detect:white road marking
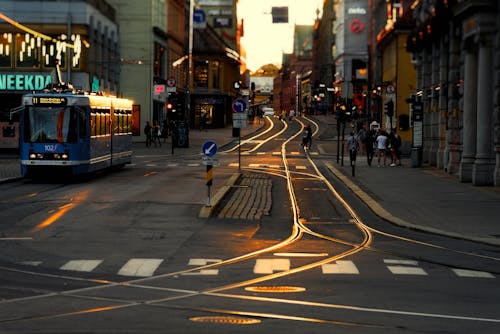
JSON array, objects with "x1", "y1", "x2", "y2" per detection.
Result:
[
  {"x1": 118, "y1": 258, "x2": 163, "y2": 277},
  {"x1": 254, "y1": 259, "x2": 290, "y2": 274},
  {"x1": 295, "y1": 166, "x2": 307, "y2": 170},
  {"x1": 385, "y1": 259, "x2": 427, "y2": 275},
  {"x1": 187, "y1": 163, "x2": 199, "y2": 167},
  {"x1": 322, "y1": 260, "x2": 360, "y2": 274},
  {"x1": 228, "y1": 163, "x2": 239, "y2": 167},
  {"x1": 274, "y1": 252, "x2": 328, "y2": 257},
  {"x1": 20, "y1": 261, "x2": 42, "y2": 266},
  {"x1": 272, "y1": 152, "x2": 281, "y2": 155},
  {"x1": 182, "y1": 258, "x2": 222, "y2": 276},
  {"x1": 452, "y1": 269, "x2": 495, "y2": 278},
  {"x1": 249, "y1": 164, "x2": 260, "y2": 168},
  {"x1": 60, "y1": 260, "x2": 102, "y2": 272},
  {"x1": 384, "y1": 259, "x2": 419, "y2": 265}
]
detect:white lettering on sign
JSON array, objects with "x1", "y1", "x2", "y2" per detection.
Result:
[
  {"x1": 0, "y1": 74, "x2": 51, "y2": 91},
  {"x1": 348, "y1": 7, "x2": 367, "y2": 15}
]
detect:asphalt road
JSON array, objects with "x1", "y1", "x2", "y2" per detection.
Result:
[{"x1": 0, "y1": 117, "x2": 499, "y2": 333}]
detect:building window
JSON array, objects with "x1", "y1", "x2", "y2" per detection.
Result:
[
  {"x1": 15, "y1": 33, "x2": 40, "y2": 68},
  {"x1": 194, "y1": 60, "x2": 208, "y2": 88},
  {"x1": 211, "y1": 60, "x2": 220, "y2": 89}
]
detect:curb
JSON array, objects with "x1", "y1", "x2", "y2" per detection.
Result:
[
  {"x1": 324, "y1": 162, "x2": 500, "y2": 247},
  {"x1": 198, "y1": 172, "x2": 241, "y2": 219}
]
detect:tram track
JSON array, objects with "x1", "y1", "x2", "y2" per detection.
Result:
[{"x1": 0, "y1": 115, "x2": 499, "y2": 330}]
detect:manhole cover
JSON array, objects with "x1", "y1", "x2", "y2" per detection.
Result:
[
  {"x1": 244, "y1": 286, "x2": 306, "y2": 293},
  {"x1": 189, "y1": 316, "x2": 261, "y2": 325}
]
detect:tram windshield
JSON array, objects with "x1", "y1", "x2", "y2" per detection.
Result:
[{"x1": 25, "y1": 106, "x2": 77, "y2": 143}]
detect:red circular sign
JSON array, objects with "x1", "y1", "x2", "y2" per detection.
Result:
[{"x1": 349, "y1": 19, "x2": 365, "y2": 34}]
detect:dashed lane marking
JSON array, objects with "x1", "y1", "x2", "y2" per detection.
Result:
[
  {"x1": 322, "y1": 260, "x2": 360, "y2": 274},
  {"x1": 118, "y1": 258, "x2": 163, "y2": 277},
  {"x1": 452, "y1": 269, "x2": 495, "y2": 278},
  {"x1": 60, "y1": 260, "x2": 103, "y2": 272}
]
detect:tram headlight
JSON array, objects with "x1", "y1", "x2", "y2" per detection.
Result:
[
  {"x1": 62, "y1": 153, "x2": 69, "y2": 159},
  {"x1": 54, "y1": 153, "x2": 61, "y2": 159},
  {"x1": 29, "y1": 153, "x2": 36, "y2": 159},
  {"x1": 36, "y1": 153, "x2": 44, "y2": 159}
]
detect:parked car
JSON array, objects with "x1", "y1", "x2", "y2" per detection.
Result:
[{"x1": 262, "y1": 107, "x2": 274, "y2": 116}]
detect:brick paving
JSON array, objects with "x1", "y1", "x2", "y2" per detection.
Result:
[{"x1": 215, "y1": 172, "x2": 272, "y2": 220}]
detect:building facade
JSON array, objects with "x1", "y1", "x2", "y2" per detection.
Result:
[
  {"x1": 405, "y1": 0, "x2": 500, "y2": 186},
  {"x1": 0, "y1": 0, "x2": 120, "y2": 114}
]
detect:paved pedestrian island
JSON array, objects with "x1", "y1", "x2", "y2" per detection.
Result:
[{"x1": 213, "y1": 172, "x2": 272, "y2": 221}]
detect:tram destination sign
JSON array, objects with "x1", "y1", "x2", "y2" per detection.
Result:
[{"x1": 32, "y1": 97, "x2": 67, "y2": 106}]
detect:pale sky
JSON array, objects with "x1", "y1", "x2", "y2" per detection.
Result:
[{"x1": 237, "y1": 0, "x2": 323, "y2": 72}]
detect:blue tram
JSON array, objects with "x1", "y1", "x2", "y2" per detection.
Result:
[{"x1": 20, "y1": 92, "x2": 134, "y2": 177}]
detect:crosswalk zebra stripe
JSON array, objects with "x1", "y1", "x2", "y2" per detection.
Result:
[
  {"x1": 118, "y1": 258, "x2": 163, "y2": 277},
  {"x1": 452, "y1": 269, "x2": 495, "y2": 278},
  {"x1": 322, "y1": 260, "x2": 359, "y2": 274},
  {"x1": 387, "y1": 266, "x2": 428, "y2": 275},
  {"x1": 60, "y1": 260, "x2": 103, "y2": 272}
]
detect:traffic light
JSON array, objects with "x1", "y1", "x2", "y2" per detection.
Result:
[{"x1": 384, "y1": 100, "x2": 394, "y2": 118}]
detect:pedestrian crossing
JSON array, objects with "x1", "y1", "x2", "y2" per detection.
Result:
[{"x1": 18, "y1": 258, "x2": 496, "y2": 279}]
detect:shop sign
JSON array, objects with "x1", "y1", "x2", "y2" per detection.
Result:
[{"x1": 0, "y1": 73, "x2": 51, "y2": 91}]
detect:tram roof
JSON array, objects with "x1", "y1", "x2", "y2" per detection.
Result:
[{"x1": 22, "y1": 92, "x2": 134, "y2": 110}]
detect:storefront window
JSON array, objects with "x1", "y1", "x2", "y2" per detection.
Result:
[
  {"x1": 15, "y1": 33, "x2": 40, "y2": 68},
  {"x1": 0, "y1": 33, "x2": 13, "y2": 68},
  {"x1": 194, "y1": 60, "x2": 208, "y2": 88}
]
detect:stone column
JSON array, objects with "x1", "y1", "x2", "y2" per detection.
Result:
[
  {"x1": 472, "y1": 34, "x2": 495, "y2": 185},
  {"x1": 447, "y1": 23, "x2": 462, "y2": 175},
  {"x1": 422, "y1": 49, "x2": 432, "y2": 164},
  {"x1": 458, "y1": 47, "x2": 477, "y2": 183},
  {"x1": 437, "y1": 34, "x2": 449, "y2": 170},
  {"x1": 494, "y1": 1, "x2": 500, "y2": 186}
]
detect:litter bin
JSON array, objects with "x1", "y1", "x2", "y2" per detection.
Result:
[{"x1": 411, "y1": 147, "x2": 422, "y2": 167}]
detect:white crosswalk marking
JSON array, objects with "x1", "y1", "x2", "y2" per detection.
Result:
[
  {"x1": 254, "y1": 259, "x2": 290, "y2": 274},
  {"x1": 187, "y1": 163, "x2": 199, "y2": 167},
  {"x1": 60, "y1": 260, "x2": 102, "y2": 272},
  {"x1": 182, "y1": 258, "x2": 222, "y2": 276},
  {"x1": 322, "y1": 260, "x2": 359, "y2": 274},
  {"x1": 452, "y1": 269, "x2": 495, "y2": 278},
  {"x1": 249, "y1": 164, "x2": 260, "y2": 168},
  {"x1": 228, "y1": 163, "x2": 239, "y2": 167},
  {"x1": 118, "y1": 258, "x2": 163, "y2": 277},
  {"x1": 384, "y1": 259, "x2": 427, "y2": 275}
]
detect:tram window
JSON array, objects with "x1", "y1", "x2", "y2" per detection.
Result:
[
  {"x1": 105, "y1": 114, "x2": 111, "y2": 135},
  {"x1": 96, "y1": 114, "x2": 102, "y2": 136},
  {"x1": 90, "y1": 113, "x2": 96, "y2": 136},
  {"x1": 76, "y1": 106, "x2": 87, "y2": 138},
  {"x1": 114, "y1": 113, "x2": 120, "y2": 134}
]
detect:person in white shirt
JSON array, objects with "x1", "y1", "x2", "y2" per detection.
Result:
[{"x1": 375, "y1": 129, "x2": 388, "y2": 167}]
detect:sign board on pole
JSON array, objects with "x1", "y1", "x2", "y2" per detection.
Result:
[{"x1": 232, "y1": 98, "x2": 247, "y2": 113}]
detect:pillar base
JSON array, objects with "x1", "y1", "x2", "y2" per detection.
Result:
[
  {"x1": 472, "y1": 159, "x2": 495, "y2": 186},
  {"x1": 458, "y1": 158, "x2": 474, "y2": 183}
]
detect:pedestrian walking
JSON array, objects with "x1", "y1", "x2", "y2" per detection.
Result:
[
  {"x1": 346, "y1": 131, "x2": 360, "y2": 166},
  {"x1": 161, "y1": 119, "x2": 169, "y2": 143},
  {"x1": 375, "y1": 129, "x2": 388, "y2": 167},
  {"x1": 144, "y1": 121, "x2": 152, "y2": 147},
  {"x1": 152, "y1": 121, "x2": 161, "y2": 147},
  {"x1": 389, "y1": 128, "x2": 402, "y2": 166},
  {"x1": 365, "y1": 129, "x2": 375, "y2": 166},
  {"x1": 301, "y1": 123, "x2": 312, "y2": 149}
]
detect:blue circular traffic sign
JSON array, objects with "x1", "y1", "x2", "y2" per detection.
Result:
[
  {"x1": 202, "y1": 140, "x2": 218, "y2": 157},
  {"x1": 232, "y1": 98, "x2": 247, "y2": 113}
]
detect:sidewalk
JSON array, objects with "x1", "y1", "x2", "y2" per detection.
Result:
[{"x1": 311, "y1": 114, "x2": 500, "y2": 247}]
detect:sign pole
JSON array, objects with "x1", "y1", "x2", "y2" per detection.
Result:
[{"x1": 206, "y1": 164, "x2": 213, "y2": 207}]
